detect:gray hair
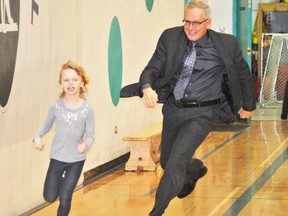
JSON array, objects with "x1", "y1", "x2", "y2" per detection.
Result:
[{"x1": 185, "y1": 0, "x2": 212, "y2": 19}]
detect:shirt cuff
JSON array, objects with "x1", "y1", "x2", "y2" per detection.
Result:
[{"x1": 140, "y1": 83, "x2": 151, "y2": 92}]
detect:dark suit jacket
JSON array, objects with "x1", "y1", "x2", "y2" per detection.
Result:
[{"x1": 138, "y1": 27, "x2": 256, "y2": 113}]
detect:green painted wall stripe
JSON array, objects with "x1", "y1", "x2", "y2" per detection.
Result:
[
  {"x1": 146, "y1": 0, "x2": 154, "y2": 12},
  {"x1": 108, "y1": 17, "x2": 122, "y2": 107}
]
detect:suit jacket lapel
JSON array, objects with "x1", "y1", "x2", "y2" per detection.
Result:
[
  {"x1": 208, "y1": 30, "x2": 233, "y2": 66},
  {"x1": 177, "y1": 31, "x2": 187, "y2": 64},
  {"x1": 161, "y1": 28, "x2": 187, "y2": 84}
]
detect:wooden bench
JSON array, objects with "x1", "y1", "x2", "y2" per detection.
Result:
[{"x1": 123, "y1": 123, "x2": 162, "y2": 171}]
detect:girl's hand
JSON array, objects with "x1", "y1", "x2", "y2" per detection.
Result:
[
  {"x1": 33, "y1": 137, "x2": 44, "y2": 151},
  {"x1": 77, "y1": 141, "x2": 86, "y2": 154}
]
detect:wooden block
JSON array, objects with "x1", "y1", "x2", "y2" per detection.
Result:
[
  {"x1": 125, "y1": 140, "x2": 157, "y2": 171},
  {"x1": 124, "y1": 123, "x2": 162, "y2": 172},
  {"x1": 123, "y1": 123, "x2": 162, "y2": 141},
  {"x1": 150, "y1": 135, "x2": 161, "y2": 163}
]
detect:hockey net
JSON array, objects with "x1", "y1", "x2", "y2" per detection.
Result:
[{"x1": 259, "y1": 33, "x2": 288, "y2": 108}]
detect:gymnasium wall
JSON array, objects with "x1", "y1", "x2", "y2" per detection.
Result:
[{"x1": 0, "y1": 0, "x2": 232, "y2": 215}]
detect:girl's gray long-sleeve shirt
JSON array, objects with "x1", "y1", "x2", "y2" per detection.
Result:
[{"x1": 35, "y1": 99, "x2": 95, "y2": 163}]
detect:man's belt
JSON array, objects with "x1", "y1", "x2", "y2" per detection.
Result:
[{"x1": 174, "y1": 98, "x2": 221, "y2": 108}]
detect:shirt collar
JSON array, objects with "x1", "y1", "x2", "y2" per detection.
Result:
[{"x1": 187, "y1": 33, "x2": 209, "y2": 47}]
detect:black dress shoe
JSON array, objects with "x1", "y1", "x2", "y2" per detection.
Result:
[{"x1": 177, "y1": 165, "x2": 208, "y2": 199}]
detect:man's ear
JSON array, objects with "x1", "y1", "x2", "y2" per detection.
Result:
[{"x1": 206, "y1": 19, "x2": 212, "y2": 29}]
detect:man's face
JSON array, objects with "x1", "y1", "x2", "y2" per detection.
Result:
[{"x1": 183, "y1": 7, "x2": 211, "y2": 42}]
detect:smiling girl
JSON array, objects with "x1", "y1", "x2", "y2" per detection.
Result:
[{"x1": 33, "y1": 60, "x2": 95, "y2": 216}]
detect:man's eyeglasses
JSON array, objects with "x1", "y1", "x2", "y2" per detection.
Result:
[{"x1": 182, "y1": 19, "x2": 208, "y2": 27}]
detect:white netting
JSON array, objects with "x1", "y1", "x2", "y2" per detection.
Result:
[{"x1": 259, "y1": 33, "x2": 288, "y2": 108}]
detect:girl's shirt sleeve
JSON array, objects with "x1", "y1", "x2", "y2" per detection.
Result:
[
  {"x1": 83, "y1": 107, "x2": 95, "y2": 150},
  {"x1": 35, "y1": 103, "x2": 56, "y2": 137}
]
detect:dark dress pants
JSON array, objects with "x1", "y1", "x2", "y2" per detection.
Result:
[{"x1": 149, "y1": 98, "x2": 216, "y2": 216}]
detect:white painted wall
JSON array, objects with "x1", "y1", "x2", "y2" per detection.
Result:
[{"x1": 208, "y1": 0, "x2": 233, "y2": 34}]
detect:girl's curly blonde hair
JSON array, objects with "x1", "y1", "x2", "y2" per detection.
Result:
[{"x1": 59, "y1": 60, "x2": 90, "y2": 99}]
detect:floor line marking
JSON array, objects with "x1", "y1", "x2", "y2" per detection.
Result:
[
  {"x1": 208, "y1": 187, "x2": 241, "y2": 216},
  {"x1": 201, "y1": 131, "x2": 243, "y2": 160},
  {"x1": 223, "y1": 148, "x2": 288, "y2": 216},
  {"x1": 258, "y1": 137, "x2": 288, "y2": 167}
]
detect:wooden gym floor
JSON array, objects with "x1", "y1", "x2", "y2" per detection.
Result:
[{"x1": 28, "y1": 107, "x2": 288, "y2": 216}]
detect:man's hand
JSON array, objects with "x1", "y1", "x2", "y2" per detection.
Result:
[
  {"x1": 238, "y1": 108, "x2": 254, "y2": 119},
  {"x1": 142, "y1": 87, "x2": 158, "y2": 108}
]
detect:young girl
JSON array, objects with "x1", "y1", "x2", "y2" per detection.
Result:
[{"x1": 33, "y1": 60, "x2": 95, "y2": 216}]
